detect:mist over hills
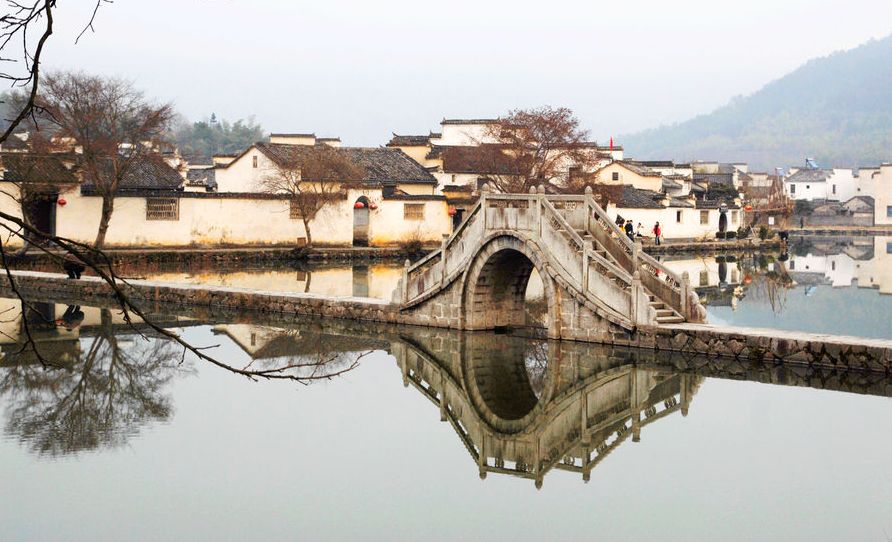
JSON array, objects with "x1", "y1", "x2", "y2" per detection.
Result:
[{"x1": 620, "y1": 34, "x2": 892, "y2": 171}]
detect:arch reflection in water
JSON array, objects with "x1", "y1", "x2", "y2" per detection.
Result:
[{"x1": 394, "y1": 332, "x2": 700, "y2": 488}]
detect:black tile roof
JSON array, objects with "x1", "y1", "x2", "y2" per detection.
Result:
[
  {"x1": 255, "y1": 143, "x2": 436, "y2": 184},
  {"x1": 387, "y1": 134, "x2": 431, "y2": 146},
  {"x1": 661, "y1": 177, "x2": 683, "y2": 190},
  {"x1": 0, "y1": 153, "x2": 77, "y2": 185},
  {"x1": 82, "y1": 156, "x2": 184, "y2": 191},
  {"x1": 693, "y1": 172, "x2": 734, "y2": 185},
  {"x1": 186, "y1": 167, "x2": 216, "y2": 187},
  {"x1": 785, "y1": 168, "x2": 831, "y2": 183},
  {"x1": 617, "y1": 186, "x2": 667, "y2": 209}
]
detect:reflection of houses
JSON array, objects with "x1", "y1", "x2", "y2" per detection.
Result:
[
  {"x1": 787, "y1": 238, "x2": 877, "y2": 288},
  {"x1": 392, "y1": 332, "x2": 700, "y2": 487},
  {"x1": 213, "y1": 323, "x2": 386, "y2": 361},
  {"x1": 662, "y1": 256, "x2": 743, "y2": 307},
  {"x1": 145, "y1": 264, "x2": 403, "y2": 300}
]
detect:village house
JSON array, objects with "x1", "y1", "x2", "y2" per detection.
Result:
[
  {"x1": 0, "y1": 133, "x2": 452, "y2": 248},
  {"x1": 387, "y1": 118, "x2": 623, "y2": 191},
  {"x1": 783, "y1": 166, "x2": 862, "y2": 202},
  {"x1": 602, "y1": 185, "x2": 741, "y2": 240}
]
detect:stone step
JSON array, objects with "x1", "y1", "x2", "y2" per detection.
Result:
[{"x1": 656, "y1": 315, "x2": 686, "y2": 324}]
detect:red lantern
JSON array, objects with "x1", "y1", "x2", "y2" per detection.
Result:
[
  {"x1": 57, "y1": 197, "x2": 67, "y2": 206},
  {"x1": 368, "y1": 202, "x2": 378, "y2": 210},
  {"x1": 743, "y1": 273, "x2": 753, "y2": 285},
  {"x1": 354, "y1": 201, "x2": 365, "y2": 209},
  {"x1": 447, "y1": 207, "x2": 457, "y2": 216},
  {"x1": 744, "y1": 204, "x2": 753, "y2": 211}
]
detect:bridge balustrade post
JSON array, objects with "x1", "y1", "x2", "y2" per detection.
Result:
[
  {"x1": 631, "y1": 270, "x2": 643, "y2": 326},
  {"x1": 582, "y1": 245, "x2": 589, "y2": 292},
  {"x1": 440, "y1": 234, "x2": 448, "y2": 287},
  {"x1": 529, "y1": 186, "x2": 539, "y2": 237},
  {"x1": 401, "y1": 258, "x2": 410, "y2": 304},
  {"x1": 480, "y1": 183, "x2": 490, "y2": 231},
  {"x1": 537, "y1": 185, "x2": 546, "y2": 238},
  {"x1": 584, "y1": 186, "x2": 593, "y2": 233},
  {"x1": 681, "y1": 271, "x2": 690, "y2": 320},
  {"x1": 632, "y1": 240, "x2": 641, "y2": 273}
]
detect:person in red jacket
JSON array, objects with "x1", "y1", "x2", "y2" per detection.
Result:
[{"x1": 652, "y1": 222, "x2": 662, "y2": 245}]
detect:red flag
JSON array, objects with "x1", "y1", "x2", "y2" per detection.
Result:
[{"x1": 609, "y1": 137, "x2": 614, "y2": 151}]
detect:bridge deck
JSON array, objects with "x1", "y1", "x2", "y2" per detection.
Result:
[{"x1": 1, "y1": 270, "x2": 889, "y2": 373}]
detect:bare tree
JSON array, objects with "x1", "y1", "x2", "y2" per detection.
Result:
[
  {"x1": 0, "y1": 3, "x2": 361, "y2": 386},
  {"x1": 30, "y1": 72, "x2": 175, "y2": 248},
  {"x1": 475, "y1": 106, "x2": 603, "y2": 193},
  {"x1": 256, "y1": 145, "x2": 361, "y2": 246}
]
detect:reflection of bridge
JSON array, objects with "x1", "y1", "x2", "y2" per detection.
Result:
[
  {"x1": 398, "y1": 189, "x2": 706, "y2": 340},
  {"x1": 4, "y1": 299, "x2": 891, "y2": 464},
  {"x1": 392, "y1": 330, "x2": 699, "y2": 487}
]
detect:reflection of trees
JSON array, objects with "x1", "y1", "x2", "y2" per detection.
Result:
[
  {"x1": 739, "y1": 254, "x2": 794, "y2": 314},
  {"x1": 0, "y1": 309, "x2": 189, "y2": 456},
  {"x1": 523, "y1": 340, "x2": 549, "y2": 399}
]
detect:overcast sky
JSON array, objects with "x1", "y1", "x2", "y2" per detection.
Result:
[{"x1": 39, "y1": 0, "x2": 892, "y2": 146}]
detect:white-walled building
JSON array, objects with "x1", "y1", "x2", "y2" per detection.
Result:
[{"x1": 0, "y1": 135, "x2": 453, "y2": 248}]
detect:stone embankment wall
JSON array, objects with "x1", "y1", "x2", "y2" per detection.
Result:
[{"x1": 2, "y1": 271, "x2": 890, "y2": 374}]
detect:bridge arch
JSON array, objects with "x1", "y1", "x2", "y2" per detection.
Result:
[{"x1": 461, "y1": 235, "x2": 561, "y2": 338}]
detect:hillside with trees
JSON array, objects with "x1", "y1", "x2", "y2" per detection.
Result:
[
  {"x1": 621, "y1": 34, "x2": 892, "y2": 170},
  {"x1": 174, "y1": 114, "x2": 265, "y2": 163}
]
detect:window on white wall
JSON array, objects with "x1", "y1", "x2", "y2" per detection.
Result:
[
  {"x1": 676, "y1": 210, "x2": 682, "y2": 223},
  {"x1": 289, "y1": 200, "x2": 303, "y2": 219},
  {"x1": 699, "y1": 210, "x2": 709, "y2": 224},
  {"x1": 832, "y1": 184, "x2": 837, "y2": 194},
  {"x1": 887, "y1": 206, "x2": 892, "y2": 218},
  {"x1": 404, "y1": 203, "x2": 424, "y2": 220},
  {"x1": 611, "y1": 172, "x2": 620, "y2": 181},
  {"x1": 252, "y1": 155, "x2": 258, "y2": 168},
  {"x1": 146, "y1": 198, "x2": 179, "y2": 221},
  {"x1": 790, "y1": 184, "x2": 796, "y2": 194}
]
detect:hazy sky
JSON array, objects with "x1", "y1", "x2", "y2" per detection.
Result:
[{"x1": 39, "y1": 0, "x2": 892, "y2": 147}]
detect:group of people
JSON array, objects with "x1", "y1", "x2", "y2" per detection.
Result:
[{"x1": 617, "y1": 217, "x2": 662, "y2": 245}]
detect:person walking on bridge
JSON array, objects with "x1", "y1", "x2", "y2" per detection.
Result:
[
  {"x1": 652, "y1": 222, "x2": 662, "y2": 245},
  {"x1": 624, "y1": 220, "x2": 634, "y2": 239}
]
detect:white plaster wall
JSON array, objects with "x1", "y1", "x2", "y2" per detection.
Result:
[
  {"x1": 785, "y1": 181, "x2": 829, "y2": 201},
  {"x1": 0, "y1": 182, "x2": 24, "y2": 247},
  {"x1": 606, "y1": 205, "x2": 732, "y2": 239},
  {"x1": 437, "y1": 123, "x2": 497, "y2": 146},
  {"x1": 54, "y1": 187, "x2": 451, "y2": 247},
  {"x1": 866, "y1": 165, "x2": 892, "y2": 225}
]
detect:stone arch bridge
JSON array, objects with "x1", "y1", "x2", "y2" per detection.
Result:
[{"x1": 397, "y1": 188, "x2": 706, "y2": 342}]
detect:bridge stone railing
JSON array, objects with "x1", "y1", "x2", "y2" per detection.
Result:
[{"x1": 401, "y1": 187, "x2": 697, "y2": 326}]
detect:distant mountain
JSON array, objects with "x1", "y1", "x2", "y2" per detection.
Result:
[{"x1": 620, "y1": 35, "x2": 892, "y2": 171}]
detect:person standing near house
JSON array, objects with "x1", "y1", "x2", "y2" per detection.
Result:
[
  {"x1": 624, "y1": 220, "x2": 634, "y2": 239},
  {"x1": 652, "y1": 222, "x2": 662, "y2": 245}
]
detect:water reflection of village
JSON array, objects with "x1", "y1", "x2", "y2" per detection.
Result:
[
  {"x1": 658, "y1": 236, "x2": 892, "y2": 314},
  {"x1": 2, "y1": 299, "x2": 890, "y2": 484}
]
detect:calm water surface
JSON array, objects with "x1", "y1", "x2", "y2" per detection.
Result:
[{"x1": 2, "y1": 236, "x2": 891, "y2": 540}]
